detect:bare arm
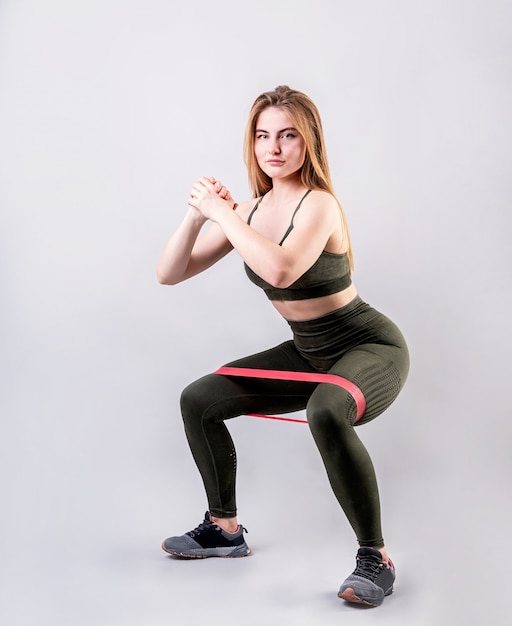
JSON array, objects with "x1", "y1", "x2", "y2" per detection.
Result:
[
  {"x1": 156, "y1": 210, "x2": 233, "y2": 284},
  {"x1": 189, "y1": 179, "x2": 342, "y2": 288},
  {"x1": 156, "y1": 179, "x2": 235, "y2": 285}
]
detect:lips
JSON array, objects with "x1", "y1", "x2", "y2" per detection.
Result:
[{"x1": 266, "y1": 159, "x2": 284, "y2": 165}]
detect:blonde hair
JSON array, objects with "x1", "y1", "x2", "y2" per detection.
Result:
[{"x1": 243, "y1": 85, "x2": 353, "y2": 269}]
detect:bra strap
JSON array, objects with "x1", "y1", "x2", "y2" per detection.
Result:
[
  {"x1": 278, "y1": 189, "x2": 312, "y2": 245},
  {"x1": 246, "y1": 193, "x2": 267, "y2": 225}
]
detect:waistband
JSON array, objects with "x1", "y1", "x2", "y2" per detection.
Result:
[{"x1": 286, "y1": 295, "x2": 370, "y2": 332}]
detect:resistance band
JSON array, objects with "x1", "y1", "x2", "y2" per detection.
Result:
[{"x1": 213, "y1": 367, "x2": 366, "y2": 424}]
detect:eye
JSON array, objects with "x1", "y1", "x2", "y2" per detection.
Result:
[
  {"x1": 281, "y1": 132, "x2": 296, "y2": 139},
  {"x1": 256, "y1": 133, "x2": 268, "y2": 140}
]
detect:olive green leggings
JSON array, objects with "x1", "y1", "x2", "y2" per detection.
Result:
[{"x1": 180, "y1": 298, "x2": 409, "y2": 547}]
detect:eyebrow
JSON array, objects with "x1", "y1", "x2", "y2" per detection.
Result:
[{"x1": 255, "y1": 127, "x2": 297, "y2": 134}]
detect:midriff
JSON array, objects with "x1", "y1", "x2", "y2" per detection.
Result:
[{"x1": 271, "y1": 282, "x2": 359, "y2": 322}]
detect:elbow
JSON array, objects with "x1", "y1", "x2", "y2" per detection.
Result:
[
  {"x1": 266, "y1": 264, "x2": 295, "y2": 289},
  {"x1": 268, "y1": 252, "x2": 301, "y2": 289},
  {"x1": 272, "y1": 275, "x2": 295, "y2": 289},
  {"x1": 156, "y1": 268, "x2": 177, "y2": 285}
]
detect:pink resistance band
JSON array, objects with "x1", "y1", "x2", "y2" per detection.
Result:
[{"x1": 213, "y1": 367, "x2": 366, "y2": 424}]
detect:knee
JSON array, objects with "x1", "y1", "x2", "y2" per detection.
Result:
[
  {"x1": 306, "y1": 393, "x2": 354, "y2": 438},
  {"x1": 307, "y1": 405, "x2": 345, "y2": 437},
  {"x1": 180, "y1": 376, "x2": 213, "y2": 424}
]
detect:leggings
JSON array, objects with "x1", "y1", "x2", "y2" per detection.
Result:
[{"x1": 180, "y1": 296, "x2": 409, "y2": 547}]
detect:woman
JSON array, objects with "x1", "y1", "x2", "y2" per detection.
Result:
[{"x1": 157, "y1": 85, "x2": 409, "y2": 608}]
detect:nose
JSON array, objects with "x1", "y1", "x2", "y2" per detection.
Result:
[{"x1": 268, "y1": 138, "x2": 281, "y2": 154}]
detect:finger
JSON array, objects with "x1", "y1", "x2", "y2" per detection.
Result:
[
  {"x1": 199, "y1": 176, "x2": 216, "y2": 191},
  {"x1": 190, "y1": 180, "x2": 206, "y2": 196}
]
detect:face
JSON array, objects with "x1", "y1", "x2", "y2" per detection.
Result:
[{"x1": 254, "y1": 107, "x2": 306, "y2": 181}]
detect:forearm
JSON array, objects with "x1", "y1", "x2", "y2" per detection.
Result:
[
  {"x1": 186, "y1": 177, "x2": 331, "y2": 287},
  {"x1": 214, "y1": 207, "x2": 291, "y2": 287},
  {"x1": 156, "y1": 209, "x2": 206, "y2": 285}
]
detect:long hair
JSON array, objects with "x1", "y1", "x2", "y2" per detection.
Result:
[{"x1": 243, "y1": 85, "x2": 353, "y2": 269}]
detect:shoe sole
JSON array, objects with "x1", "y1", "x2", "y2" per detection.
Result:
[
  {"x1": 338, "y1": 587, "x2": 380, "y2": 607},
  {"x1": 161, "y1": 543, "x2": 252, "y2": 559},
  {"x1": 338, "y1": 586, "x2": 392, "y2": 607}
]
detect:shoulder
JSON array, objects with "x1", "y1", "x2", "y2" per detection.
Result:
[
  {"x1": 306, "y1": 189, "x2": 339, "y2": 208},
  {"x1": 300, "y1": 190, "x2": 340, "y2": 223}
]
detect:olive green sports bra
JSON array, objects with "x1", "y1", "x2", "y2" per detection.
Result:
[{"x1": 243, "y1": 190, "x2": 352, "y2": 301}]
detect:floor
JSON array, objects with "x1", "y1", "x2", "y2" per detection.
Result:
[{"x1": 1, "y1": 388, "x2": 509, "y2": 626}]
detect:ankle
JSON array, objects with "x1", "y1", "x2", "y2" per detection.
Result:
[
  {"x1": 211, "y1": 515, "x2": 239, "y2": 534},
  {"x1": 377, "y1": 547, "x2": 390, "y2": 565},
  {"x1": 361, "y1": 545, "x2": 391, "y2": 565}
]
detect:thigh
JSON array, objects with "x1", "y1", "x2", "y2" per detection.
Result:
[
  {"x1": 183, "y1": 341, "x2": 319, "y2": 421},
  {"x1": 224, "y1": 340, "x2": 312, "y2": 372},
  {"x1": 309, "y1": 342, "x2": 409, "y2": 426}
]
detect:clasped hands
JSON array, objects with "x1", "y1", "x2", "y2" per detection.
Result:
[{"x1": 188, "y1": 176, "x2": 236, "y2": 221}]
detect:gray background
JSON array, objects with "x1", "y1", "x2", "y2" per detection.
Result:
[{"x1": 1, "y1": 1, "x2": 510, "y2": 624}]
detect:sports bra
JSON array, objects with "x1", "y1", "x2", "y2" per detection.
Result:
[{"x1": 243, "y1": 190, "x2": 352, "y2": 301}]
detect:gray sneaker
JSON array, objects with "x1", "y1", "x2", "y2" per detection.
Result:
[
  {"x1": 161, "y1": 512, "x2": 252, "y2": 558},
  {"x1": 338, "y1": 547, "x2": 395, "y2": 607}
]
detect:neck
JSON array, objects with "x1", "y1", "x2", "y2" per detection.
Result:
[{"x1": 268, "y1": 176, "x2": 307, "y2": 204}]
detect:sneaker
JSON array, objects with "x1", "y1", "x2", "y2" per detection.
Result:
[
  {"x1": 161, "y1": 512, "x2": 252, "y2": 559},
  {"x1": 338, "y1": 547, "x2": 395, "y2": 607}
]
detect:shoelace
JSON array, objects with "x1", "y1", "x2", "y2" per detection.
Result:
[
  {"x1": 186, "y1": 519, "x2": 248, "y2": 538},
  {"x1": 186, "y1": 519, "x2": 216, "y2": 538},
  {"x1": 354, "y1": 553, "x2": 385, "y2": 581}
]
